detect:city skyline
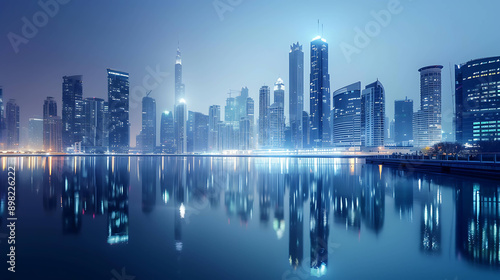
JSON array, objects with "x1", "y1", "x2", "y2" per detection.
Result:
[{"x1": 3, "y1": 1, "x2": 500, "y2": 147}]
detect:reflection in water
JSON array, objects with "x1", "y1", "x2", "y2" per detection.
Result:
[
  {"x1": 456, "y1": 184, "x2": 500, "y2": 266},
  {"x1": 5, "y1": 155, "x2": 500, "y2": 279},
  {"x1": 107, "y1": 157, "x2": 130, "y2": 244},
  {"x1": 289, "y1": 159, "x2": 305, "y2": 269},
  {"x1": 419, "y1": 177, "x2": 442, "y2": 254},
  {"x1": 140, "y1": 157, "x2": 157, "y2": 213},
  {"x1": 62, "y1": 158, "x2": 82, "y2": 234},
  {"x1": 361, "y1": 165, "x2": 385, "y2": 234},
  {"x1": 309, "y1": 159, "x2": 330, "y2": 277}
]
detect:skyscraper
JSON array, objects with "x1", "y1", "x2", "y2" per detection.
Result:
[
  {"x1": 62, "y1": 75, "x2": 83, "y2": 150},
  {"x1": 82, "y1": 97, "x2": 106, "y2": 152},
  {"x1": 259, "y1": 85, "x2": 271, "y2": 147},
  {"x1": 225, "y1": 96, "x2": 237, "y2": 123},
  {"x1": 394, "y1": 98, "x2": 414, "y2": 146},
  {"x1": 139, "y1": 96, "x2": 156, "y2": 153},
  {"x1": 361, "y1": 81, "x2": 385, "y2": 147},
  {"x1": 174, "y1": 47, "x2": 187, "y2": 154},
  {"x1": 6, "y1": 99, "x2": 19, "y2": 149},
  {"x1": 268, "y1": 78, "x2": 286, "y2": 149},
  {"x1": 455, "y1": 57, "x2": 500, "y2": 144},
  {"x1": 289, "y1": 42, "x2": 304, "y2": 150},
  {"x1": 208, "y1": 105, "x2": 221, "y2": 152},
  {"x1": 274, "y1": 78, "x2": 285, "y2": 106},
  {"x1": 175, "y1": 46, "x2": 185, "y2": 104},
  {"x1": 239, "y1": 117, "x2": 251, "y2": 150},
  {"x1": 310, "y1": 36, "x2": 331, "y2": 147},
  {"x1": 302, "y1": 111, "x2": 310, "y2": 148},
  {"x1": 190, "y1": 111, "x2": 209, "y2": 153},
  {"x1": 246, "y1": 97, "x2": 255, "y2": 149},
  {"x1": 0, "y1": 86, "x2": 4, "y2": 148},
  {"x1": 236, "y1": 87, "x2": 249, "y2": 122},
  {"x1": 28, "y1": 118, "x2": 43, "y2": 151},
  {"x1": 269, "y1": 102, "x2": 285, "y2": 148},
  {"x1": 414, "y1": 65, "x2": 443, "y2": 147},
  {"x1": 160, "y1": 110, "x2": 175, "y2": 153},
  {"x1": 332, "y1": 82, "x2": 362, "y2": 147},
  {"x1": 43, "y1": 97, "x2": 62, "y2": 152},
  {"x1": 175, "y1": 99, "x2": 187, "y2": 154},
  {"x1": 107, "y1": 69, "x2": 130, "y2": 153}
]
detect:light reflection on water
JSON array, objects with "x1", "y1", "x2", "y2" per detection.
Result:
[{"x1": 0, "y1": 156, "x2": 499, "y2": 280}]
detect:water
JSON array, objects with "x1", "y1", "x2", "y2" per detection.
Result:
[{"x1": 0, "y1": 156, "x2": 499, "y2": 280}]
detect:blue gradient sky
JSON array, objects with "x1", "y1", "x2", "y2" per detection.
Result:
[{"x1": 1, "y1": 0, "x2": 499, "y2": 146}]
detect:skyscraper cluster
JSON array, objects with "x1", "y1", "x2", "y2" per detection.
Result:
[{"x1": 1, "y1": 37, "x2": 498, "y2": 153}]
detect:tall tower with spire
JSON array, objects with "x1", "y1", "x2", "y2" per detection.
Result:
[
  {"x1": 175, "y1": 45, "x2": 185, "y2": 105},
  {"x1": 174, "y1": 44, "x2": 187, "y2": 153}
]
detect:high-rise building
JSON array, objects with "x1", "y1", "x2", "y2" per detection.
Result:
[
  {"x1": 217, "y1": 122, "x2": 236, "y2": 151},
  {"x1": 259, "y1": 85, "x2": 271, "y2": 147},
  {"x1": 455, "y1": 57, "x2": 500, "y2": 144},
  {"x1": 43, "y1": 97, "x2": 62, "y2": 152},
  {"x1": 361, "y1": 81, "x2": 385, "y2": 147},
  {"x1": 187, "y1": 111, "x2": 195, "y2": 153},
  {"x1": 0, "y1": 86, "x2": 5, "y2": 148},
  {"x1": 309, "y1": 36, "x2": 331, "y2": 147},
  {"x1": 208, "y1": 105, "x2": 221, "y2": 152},
  {"x1": 103, "y1": 101, "x2": 110, "y2": 148},
  {"x1": 82, "y1": 97, "x2": 106, "y2": 152},
  {"x1": 269, "y1": 102, "x2": 285, "y2": 148},
  {"x1": 302, "y1": 111, "x2": 310, "y2": 148},
  {"x1": 139, "y1": 96, "x2": 156, "y2": 153},
  {"x1": 394, "y1": 98, "x2": 413, "y2": 146},
  {"x1": 246, "y1": 97, "x2": 255, "y2": 149},
  {"x1": 274, "y1": 78, "x2": 285, "y2": 106},
  {"x1": 188, "y1": 111, "x2": 209, "y2": 153},
  {"x1": 332, "y1": 82, "x2": 361, "y2": 147},
  {"x1": 174, "y1": 99, "x2": 187, "y2": 154},
  {"x1": 175, "y1": 46, "x2": 185, "y2": 105},
  {"x1": 289, "y1": 42, "x2": 304, "y2": 150},
  {"x1": 160, "y1": 110, "x2": 175, "y2": 153},
  {"x1": 62, "y1": 75, "x2": 83, "y2": 150},
  {"x1": 414, "y1": 65, "x2": 443, "y2": 147},
  {"x1": 236, "y1": 87, "x2": 249, "y2": 122},
  {"x1": 239, "y1": 117, "x2": 251, "y2": 150},
  {"x1": 107, "y1": 69, "x2": 130, "y2": 153},
  {"x1": 225, "y1": 96, "x2": 237, "y2": 123},
  {"x1": 6, "y1": 99, "x2": 19, "y2": 149},
  {"x1": 28, "y1": 118, "x2": 43, "y2": 150}
]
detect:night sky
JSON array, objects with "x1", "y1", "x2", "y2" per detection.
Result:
[{"x1": 1, "y1": 0, "x2": 498, "y2": 146}]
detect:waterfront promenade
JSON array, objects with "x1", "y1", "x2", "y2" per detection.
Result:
[{"x1": 367, "y1": 154, "x2": 500, "y2": 179}]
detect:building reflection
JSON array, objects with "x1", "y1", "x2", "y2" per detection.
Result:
[
  {"x1": 360, "y1": 165, "x2": 385, "y2": 234},
  {"x1": 417, "y1": 176, "x2": 441, "y2": 254},
  {"x1": 392, "y1": 170, "x2": 414, "y2": 219},
  {"x1": 288, "y1": 159, "x2": 304, "y2": 270},
  {"x1": 43, "y1": 157, "x2": 61, "y2": 212},
  {"x1": 107, "y1": 157, "x2": 129, "y2": 244},
  {"x1": 174, "y1": 157, "x2": 186, "y2": 252},
  {"x1": 81, "y1": 157, "x2": 107, "y2": 217},
  {"x1": 62, "y1": 157, "x2": 82, "y2": 234},
  {"x1": 309, "y1": 159, "x2": 331, "y2": 277},
  {"x1": 332, "y1": 161, "x2": 362, "y2": 232},
  {"x1": 258, "y1": 160, "x2": 271, "y2": 226},
  {"x1": 456, "y1": 183, "x2": 500, "y2": 266},
  {"x1": 140, "y1": 156, "x2": 156, "y2": 213},
  {"x1": 9, "y1": 155, "x2": 500, "y2": 276}
]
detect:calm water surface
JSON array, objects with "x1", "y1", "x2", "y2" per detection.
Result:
[{"x1": 0, "y1": 156, "x2": 499, "y2": 280}]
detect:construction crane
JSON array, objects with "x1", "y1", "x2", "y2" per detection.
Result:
[{"x1": 146, "y1": 90, "x2": 152, "y2": 97}]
